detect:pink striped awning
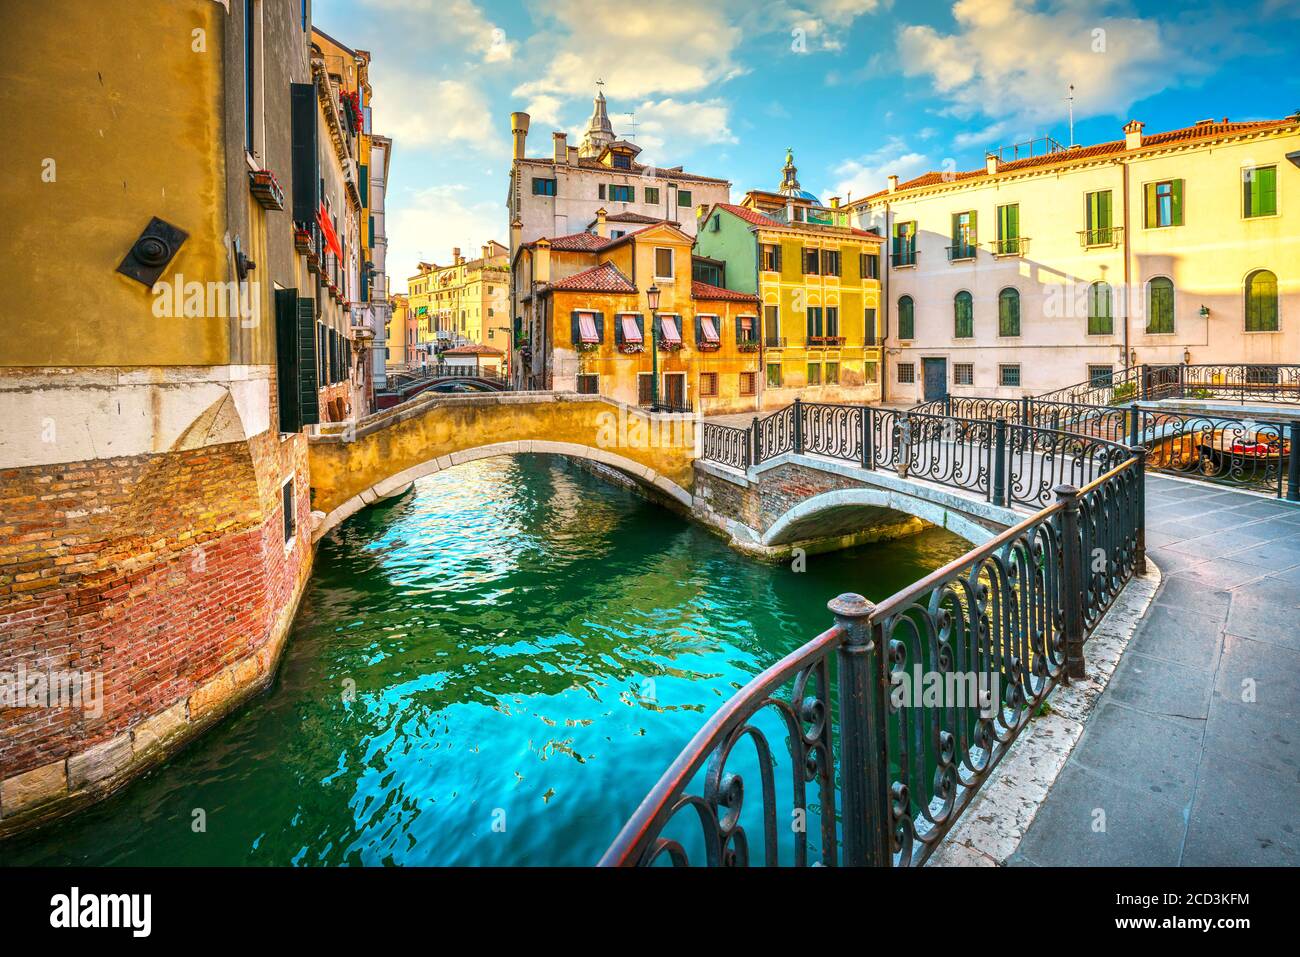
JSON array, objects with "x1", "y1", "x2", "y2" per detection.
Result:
[
  {"x1": 700, "y1": 316, "x2": 720, "y2": 342},
  {"x1": 620, "y1": 315, "x2": 643, "y2": 343},
  {"x1": 659, "y1": 315, "x2": 681, "y2": 344},
  {"x1": 578, "y1": 312, "x2": 599, "y2": 343}
]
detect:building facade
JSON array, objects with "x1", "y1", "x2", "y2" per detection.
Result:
[
  {"x1": 405, "y1": 243, "x2": 511, "y2": 363},
  {"x1": 367, "y1": 134, "x2": 393, "y2": 392},
  {"x1": 0, "y1": 0, "x2": 328, "y2": 835},
  {"x1": 512, "y1": 220, "x2": 764, "y2": 414},
  {"x1": 850, "y1": 117, "x2": 1300, "y2": 402},
  {"x1": 386, "y1": 292, "x2": 409, "y2": 367},
  {"x1": 693, "y1": 152, "x2": 886, "y2": 409}
]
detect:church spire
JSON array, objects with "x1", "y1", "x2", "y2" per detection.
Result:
[
  {"x1": 779, "y1": 147, "x2": 802, "y2": 195},
  {"x1": 579, "y1": 82, "x2": 616, "y2": 158}
]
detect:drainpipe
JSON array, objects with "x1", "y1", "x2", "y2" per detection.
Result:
[
  {"x1": 1121, "y1": 160, "x2": 1132, "y2": 370},
  {"x1": 754, "y1": 227, "x2": 763, "y2": 414}
]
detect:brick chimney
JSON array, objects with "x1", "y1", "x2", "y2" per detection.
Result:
[
  {"x1": 1124, "y1": 119, "x2": 1145, "y2": 150},
  {"x1": 985, "y1": 152, "x2": 1000, "y2": 175},
  {"x1": 452, "y1": 247, "x2": 462, "y2": 265},
  {"x1": 887, "y1": 174, "x2": 899, "y2": 193},
  {"x1": 595, "y1": 207, "x2": 608, "y2": 238},
  {"x1": 553, "y1": 131, "x2": 567, "y2": 164},
  {"x1": 510, "y1": 219, "x2": 522, "y2": 253}
]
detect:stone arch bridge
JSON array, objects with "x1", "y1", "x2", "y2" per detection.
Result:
[{"x1": 307, "y1": 393, "x2": 1026, "y2": 551}]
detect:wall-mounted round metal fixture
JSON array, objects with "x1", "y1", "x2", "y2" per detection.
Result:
[{"x1": 117, "y1": 217, "x2": 189, "y2": 287}]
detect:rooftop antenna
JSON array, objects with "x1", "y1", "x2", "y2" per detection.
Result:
[
  {"x1": 624, "y1": 110, "x2": 638, "y2": 141},
  {"x1": 1067, "y1": 83, "x2": 1075, "y2": 147}
]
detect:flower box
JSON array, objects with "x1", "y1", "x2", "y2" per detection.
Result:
[
  {"x1": 737, "y1": 341, "x2": 760, "y2": 353},
  {"x1": 695, "y1": 341, "x2": 721, "y2": 352},
  {"x1": 658, "y1": 340, "x2": 684, "y2": 352},
  {"x1": 293, "y1": 226, "x2": 313, "y2": 254},
  {"x1": 248, "y1": 169, "x2": 285, "y2": 210}
]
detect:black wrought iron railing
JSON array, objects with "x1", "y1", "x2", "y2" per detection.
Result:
[
  {"x1": 989, "y1": 237, "x2": 1029, "y2": 256},
  {"x1": 946, "y1": 243, "x2": 978, "y2": 262},
  {"x1": 890, "y1": 248, "x2": 918, "y2": 268},
  {"x1": 700, "y1": 421, "x2": 750, "y2": 470},
  {"x1": 1037, "y1": 363, "x2": 1300, "y2": 408},
  {"x1": 1078, "y1": 226, "x2": 1123, "y2": 248},
  {"x1": 602, "y1": 453, "x2": 1144, "y2": 866}
]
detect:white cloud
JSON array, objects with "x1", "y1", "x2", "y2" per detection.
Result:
[
  {"x1": 829, "y1": 138, "x2": 932, "y2": 201},
  {"x1": 631, "y1": 98, "x2": 738, "y2": 158},
  {"x1": 524, "y1": 95, "x2": 564, "y2": 128},
  {"x1": 360, "y1": 0, "x2": 516, "y2": 63},
  {"x1": 377, "y1": 75, "x2": 500, "y2": 153},
  {"x1": 387, "y1": 185, "x2": 505, "y2": 288},
  {"x1": 779, "y1": 0, "x2": 884, "y2": 52},
  {"x1": 897, "y1": 0, "x2": 1204, "y2": 127},
  {"x1": 513, "y1": 0, "x2": 745, "y2": 100}
]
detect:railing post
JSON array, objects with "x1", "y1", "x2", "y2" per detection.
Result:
[
  {"x1": 793, "y1": 397, "x2": 804, "y2": 454},
  {"x1": 750, "y1": 416, "x2": 760, "y2": 469},
  {"x1": 1129, "y1": 402, "x2": 1141, "y2": 448},
  {"x1": 895, "y1": 412, "x2": 911, "y2": 478},
  {"x1": 1020, "y1": 395, "x2": 1030, "y2": 427},
  {"x1": 1139, "y1": 363, "x2": 1149, "y2": 401},
  {"x1": 1289, "y1": 422, "x2": 1300, "y2": 502},
  {"x1": 827, "y1": 593, "x2": 891, "y2": 867},
  {"x1": 1131, "y1": 448, "x2": 1148, "y2": 575},
  {"x1": 992, "y1": 417, "x2": 1008, "y2": 507},
  {"x1": 1055, "y1": 484, "x2": 1086, "y2": 681},
  {"x1": 943, "y1": 394, "x2": 952, "y2": 417},
  {"x1": 861, "y1": 407, "x2": 874, "y2": 470}
]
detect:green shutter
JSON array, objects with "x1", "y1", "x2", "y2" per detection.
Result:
[
  {"x1": 1170, "y1": 179, "x2": 1184, "y2": 226},
  {"x1": 297, "y1": 298, "x2": 320, "y2": 425},
  {"x1": 1144, "y1": 183, "x2": 1157, "y2": 228},
  {"x1": 275, "y1": 289, "x2": 302, "y2": 432},
  {"x1": 898, "y1": 297, "x2": 914, "y2": 339},
  {"x1": 968, "y1": 210, "x2": 978, "y2": 244}
]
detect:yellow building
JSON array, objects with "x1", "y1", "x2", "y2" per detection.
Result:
[
  {"x1": 694, "y1": 151, "x2": 885, "y2": 409},
  {"x1": 513, "y1": 219, "x2": 763, "y2": 414},
  {"x1": 387, "y1": 293, "x2": 409, "y2": 367},
  {"x1": 406, "y1": 242, "x2": 511, "y2": 363}
]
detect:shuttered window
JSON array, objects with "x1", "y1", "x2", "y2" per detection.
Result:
[
  {"x1": 1146, "y1": 277, "x2": 1175, "y2": 333},
  {"x1": 1245, "y1": 269, "x2": 1279, "y2": 331},
  {"x1": 898, "y1": 295, "x2": 914, "y2": 339},
  {"x1": 954, "y1": 291, "x2": 973, "y2": 338},
  {"x1": 1243, "y1": 166, "x2": 1277, "y2": 218},
  {"x1": 1144, "y1": 180, "x2": 1184, "y2": 228},
  {"x1": 1088, "y1": 281, "x2": 1114, "y2": 335},
  {"x1": 998, "y1": 288, "x2": 1020, "y2": 336}
]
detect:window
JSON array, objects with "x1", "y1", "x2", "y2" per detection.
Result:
[
  {"x1": 998, "y1": 287, "x2": 1020, "y2": 337},
  {"x1": 1144, "y1": 179, "x2": 1184, "y2": 228},
  {"x1": 767, "y1": 363, "x2": 783, "y2": 388},
  {"x1": 281, "y1": 477, "x2": 295, "y2": 544},
  {"x1": 1085, "y1": 189, "x2": 1113, "y2": 244},
  {"x1": 863, "y1": 361, "x2": 878, "y2": 383},
  {"x1": 999, "y1": 364, "x2": 1021, "y2": 387},
  {"x1": 300, "y1": 0, "x2": 307, "y2": 31},
  {"x1": 1146, "y1": 277, "x2": 1175, "y2": 333},
  {"x1": 657, "y1": 314, "x2": 682, "y2": 344},
  {"x1": 611, "y1": 229, "x2": 626, "y2": 239},
  {"x1": 825, "y1": 306, "x2": 839, "y2": 338},
  {"x1": 698, "y1": 314, "x2": 720, "y2": 345},
  {"x1": 1243, "y1": 166, "x2": 1277, "y2": 218},
  {"x1": 531, "y1": 177, "x2": 557, "y2": 196},
  {"x1": 612, "y1": 153, "x2": 631, "y2": 170},
  {"x1": 619, "y1": 314, "x2": 643, "y2": 344},
  {"x1": 609, "y1": 184, "x2": 633, "y2": 202},
  {"x1": 763, "y1": 305, "x2": 780, "y2": 343},
  {"x1": 892, "y1": 221, "x2": 917, "y2": 266},
  {"x1": 577, "y1": 374, "x2": 599, "y2": 394},
  {"x1": 576, "y1": 311, "x2": 599, "y2": 343},
  {"x1": 864, "y1": 307, "x2": 878, "y2": 345},
  {"x1": 737, "y1": 314, "x2": 757, "y2": 344},
  {"x1": 995, "y1": 204, "x2": 1019, "y2": 255},
  {"x1": 1087, "y1": 281, "x2": 1114, "y2": 335},
  {"x1": 1245, "y1": 269, "x2": 1279, "y2": 332},
  {"x1": 951, "y1": 210, "x2": 977, "y2": 258},
  {"x1": 820, "y1": 249, "x2": 841, "y2": 276},
  {"x1": 677, "y1": 189, "x2": 692, "y2": 207},
  {"x1": 807, "y1": 362, "x2": 822, "y2": 386},
  {"x1": 739, "y1": 371, "x2": 757, "y2": 396},
  {"x1": 825, "y1": 362, "x2": 840, "y2": 384},
  {"x1": 760, "y1": 244, "x2": 781, "y2": 272},
  {"x1": 699, "y1": 372, "x2": 719, "y2": 397},
  {"x1": 897, "y1": 362, "x2": 915, "y2": 384},
  {"x1": 598, "y1": 184, "x2": 605, "y2": 199},
  {"x1": 954, "y1": 291, "x2": 973, "y2": 338},
  {"x1": 244, "y1": 0, "x2": 259, "y2": 154},
  {"x1": 654, "y1": 247, "x2": 674, "y2": 278},
  {"x1": 637, "y1": 373, "x2": 654, "y2": 406},
  {"x1": 806, "y1": 306, "x2": 823, "y2": 339},
  {"x1": 1088, "y1": 365, "x2": 1114, "y2": 387},
  {"x1": 802, "y1": 247, "x2": 820, "y2": 275},
  {"x1": 898, "y1": 295, "x2": 914, "y2": 339},
  {"x1": 644, "y1": 187, "x2": 660, "y2": 204},
  {"x1": 860, "y1": 251, "x2": 880, "y2": 279},
  {"x1": 954, "y1": 363, "x2": 974, "y2": 385}
]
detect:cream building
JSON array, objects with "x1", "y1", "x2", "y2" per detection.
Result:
[
  {"x1": 406, "y1": 242, "x2": 511, "y2": 362},
  {"x1": 506, "y1": 90, "x2": 731, "y2": 255},
  {"x1": 850, "y1": 116, "x2": 1300, "y2": 402}
]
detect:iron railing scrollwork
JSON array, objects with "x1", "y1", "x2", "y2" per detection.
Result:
[{"x1": 700, "y1": 422, "x2": 751, "y2": 470}]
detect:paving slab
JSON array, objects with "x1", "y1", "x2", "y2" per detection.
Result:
[{"x1": 1182, "y1": 750, "x2": 1300, "y2": 866}]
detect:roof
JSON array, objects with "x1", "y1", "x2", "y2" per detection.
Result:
[
  {"x1": 443, "y1": 343, "x2": 504, "y2": 356},
  {"x1": 691, "y1": 280, "x2": 760, "y2": 303},
  {"x1": 588, "y1": 211, "x2": 662, "y2": 227},
  {"x1": 519, "y1": 220, "x2": 692, "y2": 263},
  {"x1": 712, "y1": 202, "x2": 884, "y2": 241},
  {"x1": 543, "y1": 231, "x2": 615, "y2": 252},
  {"x1": 857, "y1": 117, "x2": 1297, "y2": 202},
  {"x1": 515, "y1": 155, "x2": 730, "y2": 185},
  {"x1": 547, "y1": 262, "x2": 637, "y2": 294}
]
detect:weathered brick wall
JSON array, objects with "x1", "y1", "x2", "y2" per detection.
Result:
[
  {"x1": 0, "y1": 428, "x2": 313, "y2": 833},
  {"x1": 694, "y1": 460, "x2": 877, "y2": 540}
]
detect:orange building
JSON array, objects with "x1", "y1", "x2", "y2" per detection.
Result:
[{"x1": 512, "y1": 217, "x2": 763, "y2": 414}]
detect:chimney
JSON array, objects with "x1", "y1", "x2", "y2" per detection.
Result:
[
  {"x1": 481, "y1": 243, "x2": 491, "y2": 262},
  {"x1": 510, "y1": 219, "x2": 522, "y2": 253},
  {"x1": 452, "y1": 247, "x2": 462, "y2": 265},
  {"x1": 535, "y1": 239, "x2": 551, "y2": 284},
  {"x1": 985, "y1": 152, "x2": 1000, "y2": 175},
  {"x1": 829, "y1": 196, "x2": 841, "y2": 209},
  {"x1": 510, "y1": 112, "x2": 530, "y2": 160},
  {"x1": 595, "y1": 207, "x2": 608, "y2": 238},
  {"x1": 887, "y1": 174, "x2": 899, "y2": 193},
  {"x1": 553, "y1": 131, "x2": 567, "y2": 164},
  {"x1": 567, "y1": 146, "x2": 579, "y2": 165},
  {"x1": 1124, "y1": 119, "x2": 1145, "y2": 150}
]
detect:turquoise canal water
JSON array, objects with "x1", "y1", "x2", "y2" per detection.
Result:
[{"x1": 4, "y1": 455, "x2": 969, "y2": 866}]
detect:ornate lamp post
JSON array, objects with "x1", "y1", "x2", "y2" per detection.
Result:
[{"x1": 646, "y1": 284, "x2": 661, "y2": 411}]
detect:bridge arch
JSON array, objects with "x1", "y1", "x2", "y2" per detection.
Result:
[{"x1": 760, "y1": 487, "x2": 997, "y2": 551}]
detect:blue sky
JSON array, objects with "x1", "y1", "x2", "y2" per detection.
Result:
[{"x1": 312, "y1": 0, "x2": 1300, "y2": 290}]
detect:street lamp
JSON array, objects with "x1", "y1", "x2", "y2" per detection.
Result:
[{"x1": 646, "y1": 284, "x2": 661, "y2": 411}]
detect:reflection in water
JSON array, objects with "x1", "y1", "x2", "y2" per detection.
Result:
[{"x1": 4, "y1": 455, "x2": 970, "y2": 866}]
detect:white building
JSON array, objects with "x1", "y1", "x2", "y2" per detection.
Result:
[
  {"x1": 850, "y1": 116, "x2": 1300, "y2": 402},
  {"x1": 368, "y1": 133, "x2": 393, "y2": 391}
]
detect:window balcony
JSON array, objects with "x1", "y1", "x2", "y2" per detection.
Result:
[
  {"x1": 1079, "y1": 226, "x2": 1123, "y2": 248},
  {"x1": 946, "y1": 243, "x2": 978, "y2": 262},
  {"x1": 989, "y1": 237, "x2": 1029, "y2": 257},
  {"x1": 806, "y1": 335, "x2": 846, "y2": 348},
  {"x1": 890, "y1": 249, "x2": 918, "y2": 268},
  {"x1": 764, "y1": 336, "x2": 787, "y2": 349}
]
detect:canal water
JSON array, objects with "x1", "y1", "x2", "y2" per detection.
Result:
[{"x1": 4, "y1": 455, "x2": 970, "y2": 866}]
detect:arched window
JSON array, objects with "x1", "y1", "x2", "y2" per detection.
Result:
[
  {"x1": 898, "y1": 295, "x2": 915, "y2": 339},
  {"x1": 1245, "y1": 269, "x2": 1279, "y2": 332},
  {"x1": 1146, "y1": 277, "x2": 1174, "y2": 334},
  {"x1": 1088, "y1": 281, "x2": 1113, "y2": 335},
  {"x1": 998, "y1": 287, "x2": 1020, "y2": 337},
  {"x1": 954, "y1": 291, "x2": 973, "y2": 338}
]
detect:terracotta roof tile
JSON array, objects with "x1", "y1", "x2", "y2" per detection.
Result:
[
  {"x1": 691, "y1": 280, "x2": 760, "y2": 303},
  {"x1": 516, "y1": 156, "x2": 729, "y2": 185},
  {"x1": 442, "y1": 343, "x2": 504, "y2": 356},
  {"x1": 545, "y1": 231, "x2": 615, "y2": 251},
  {"x1": 713, "y1": 202, "x2": 883, "y2": 241},
  {"x1": 548, "y1": 262, "x2": 636, "y2": 294}
]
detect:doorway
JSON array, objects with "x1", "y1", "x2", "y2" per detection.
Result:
[{"x1": 922, "y1": 357, "x2": 948, "y2": 401}]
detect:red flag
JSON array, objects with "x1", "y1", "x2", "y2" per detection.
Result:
[{"x1": 317, "y1": 203, "x2": 343, "y2": 261}]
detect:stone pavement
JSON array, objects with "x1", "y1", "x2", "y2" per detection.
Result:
[{"x1": 1010, "y1": 475, "x2": 1300, "y2": 866}]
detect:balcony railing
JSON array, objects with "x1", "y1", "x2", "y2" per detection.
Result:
[
  {"x1": 806, "y1": 335, "x2": 846, "y2": 348},
  {"x1": 890, "y1": 248, "x2": 918, "y2": 268},
  {"x1": 1078, "y1": 226, "x2": 1123, "y2": 248},
  {"x1": 946, "y1": 243, "x2": 978, "y2": 262},
  {"x1": 989, "y1": 236, "x2": 1029, "y2": 257},
  {"x1": 764, "y1": 336, "x2": 787, "y2": 349}
]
